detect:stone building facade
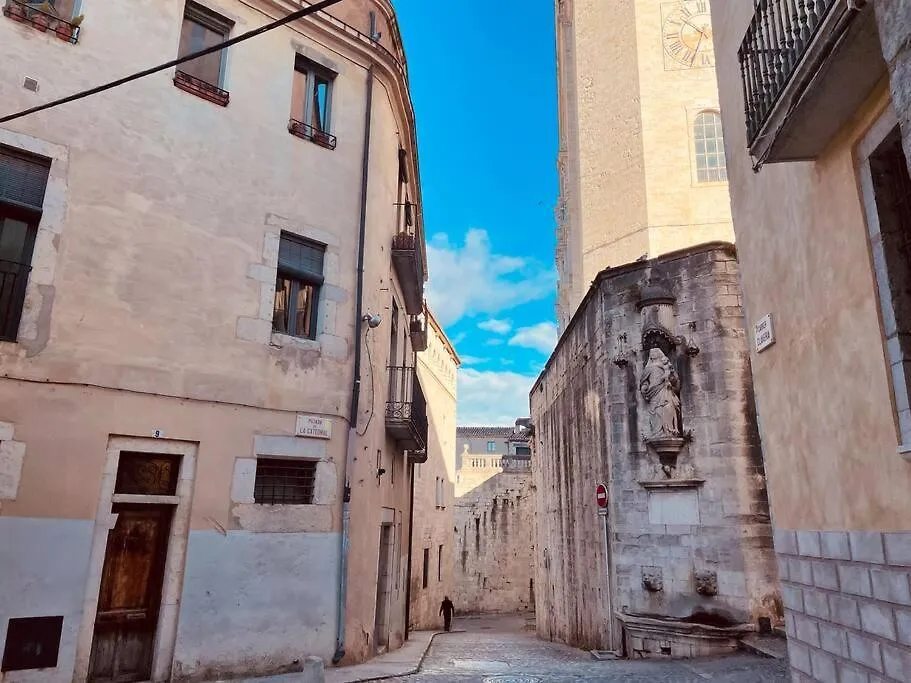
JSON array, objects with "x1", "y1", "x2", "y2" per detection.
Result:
[
  {"x1": 453, "y1": 425, "x2": 535, "y2": 615},
  {"x1": 711, "y1": 1, "x2": 911, "y2": 680},
  {"x1": 0, "y1": 1, "x2": 439, "y2": 680},
  {"x1": 409, "y1": 311, "x2": 459, "y2": 631},
  {"x1": 531, "y1": 243, "x2": 780, "y2": 656},
  {"x1": 555, "y1": 0, "x2": 734, "y2": 329}
]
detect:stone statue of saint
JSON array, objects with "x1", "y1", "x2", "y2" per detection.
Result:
[{"x1": 639, "y1": 348, "x2": 681, "y2": 440}]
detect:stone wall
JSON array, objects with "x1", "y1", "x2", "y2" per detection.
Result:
[
  {"x1": 776, "y1": 530, "x2": 911, "y2": 682},
  {"x1": 532, "y1": 243, "x2": 780, "y2": 654},
  {"x1": 453, "y1": 469, "x2": 535, "y2": 615}
]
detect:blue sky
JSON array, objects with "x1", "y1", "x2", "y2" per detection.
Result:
[{"x1": 396, "y1": 0, "x2": 559, "y2": 426}]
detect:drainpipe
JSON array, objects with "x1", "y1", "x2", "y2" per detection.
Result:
[
  {"x1": 404, "y1": 459, "x2": 416, "y2": 637},
  {"x1": 334, "y1": 63, "x2": 375, "y2": 666}
]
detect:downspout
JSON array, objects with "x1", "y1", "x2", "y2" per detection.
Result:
[
  {"x1": 404, "y1": 460, "x2": 416, "y2": 637},
  {"x1": 334, "y1": 62, "x2": 375, "y2": 666}
]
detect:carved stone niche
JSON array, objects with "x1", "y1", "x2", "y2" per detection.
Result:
[
  {"x1": 694, "y1": 570, "x2": 718, "y2": 597},
  {"x1": 637, "y1": 276, "x2": 685, "y2": 467},
  {"x1": 642, "y1": 566, "x2": 664, "y2": 593}
]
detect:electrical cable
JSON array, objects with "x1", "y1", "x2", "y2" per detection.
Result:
[
  {"x1": 356, "y1": 328, "x2": 376, "y2": 437},
  {"x1": 0, "y1": 0, "x2": 345, "y2": 124}
]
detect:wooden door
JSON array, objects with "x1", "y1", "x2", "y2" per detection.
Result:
[{"x1": 88, "y1": 504, "x2": 173, "y2": 683}]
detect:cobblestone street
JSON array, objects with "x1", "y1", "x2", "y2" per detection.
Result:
[{"x1": 386, "y1": 615, "x2": 788, "y2": 683}]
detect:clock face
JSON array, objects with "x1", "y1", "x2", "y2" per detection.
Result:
[{"x1": 662, "y1": 0, "x2": 715, "y2": 70}]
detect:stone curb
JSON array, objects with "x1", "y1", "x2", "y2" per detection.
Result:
[{"x1": 328, "y1": 630, "x2": 446, "y2": 682}]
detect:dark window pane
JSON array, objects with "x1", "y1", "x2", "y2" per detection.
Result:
[
  {"x1": 294, "y1": 282, "x2": 316, "y2": 338},
  {"x1": 278, "y1": 234, "x2": 324, "y2": 276},
  {"x1": 114, "y1": 453, "x2": 181, "y2": 495},
  {"x1": 0, "y1": 218, "x2": 30, "y2": 263},
  {"x1": 179, "y1": 18, "x2": 224, "y2": 85},
  {"x1": 273, "y1": 275, "x2": 292, "y2": 334},
  {"x1": 253, "y1": 459, "x2": 317, "y2": 505}
]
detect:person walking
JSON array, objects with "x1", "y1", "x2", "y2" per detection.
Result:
[{"x1": 439, "y1": 596, "x2": 454, "y2": 632}]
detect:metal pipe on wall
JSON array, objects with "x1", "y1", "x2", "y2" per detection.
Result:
[{"x1": 334, "y1": 62, "x2": 375, "y2": 666}]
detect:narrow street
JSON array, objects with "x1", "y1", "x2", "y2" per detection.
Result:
[{"x1": 386, "y1": 615, "x2": 789, "y2": 682}]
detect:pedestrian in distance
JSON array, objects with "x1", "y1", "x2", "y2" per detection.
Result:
[{"x1": 439, "y1": 596, "x2": 454, "y2": 632}]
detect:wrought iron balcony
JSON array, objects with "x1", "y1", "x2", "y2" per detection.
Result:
[
  {"x1": 288, "y1": 119, "x2": 337, "y2": 150},
  {"x1": 739, "y1": 0, "x2": 884, "y2": 164},
  {"x1": 3, "y1": 0, "x2": 81, "y2": 43},
  {"x1": 173, "y1": 70, "x2": 230, "y2": 107},
  {"x1": 0, "y1": 260, "x2": 31, "y2": 342},
  {"x1": 392, "y1": 216, "x2": 424, "y2": 315},
  {"x1": 385, "y1": 365, "x2": 427, "y2": 451}
]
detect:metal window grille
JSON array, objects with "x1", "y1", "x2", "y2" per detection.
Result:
[{"x1": 253, "y1": 459, "x2": 317, "y2": 505}]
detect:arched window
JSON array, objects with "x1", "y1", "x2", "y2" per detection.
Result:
[{"x1": 694, "y1": 111, "x2": 727, "y2": 183}]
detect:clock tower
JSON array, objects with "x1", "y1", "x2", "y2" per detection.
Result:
[{"x1": 555, "y1": 0, "x2": 733, "y2": 330}]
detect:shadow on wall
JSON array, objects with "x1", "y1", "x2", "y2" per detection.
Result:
[{"x1": 453, "y1": 470, "x2": 536, "y2": 615}]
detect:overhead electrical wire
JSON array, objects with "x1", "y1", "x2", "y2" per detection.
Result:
[{"x1": 0, "y1": 0, "x2": 345, "y2": 124}]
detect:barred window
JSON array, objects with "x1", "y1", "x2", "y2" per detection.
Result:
[
  {"x1": 694, "y1": 111, "x2": 728, "y2": 183},
  {"x1": 253, "y1": 459, "x2": 317, "y2": 505}
]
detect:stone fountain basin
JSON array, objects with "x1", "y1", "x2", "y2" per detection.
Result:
[{"x1": 616, "y1": 612, "x2": 754, "y2": 659}]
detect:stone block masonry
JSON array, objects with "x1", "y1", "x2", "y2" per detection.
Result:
[{"x1": 775, "y1": 529, "x2": 911, "y2": 682}]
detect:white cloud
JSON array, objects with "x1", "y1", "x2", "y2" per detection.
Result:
[
  {"x1": 485, "y1": 338, "x2": 505, "y2": 347},
  {"x1": 458, "y1": 355, "x2": 488, "y2": 366},
  {"x1": 426, "y1": 229, "x2": 556, "y2": 327},
  {"x1": 509, "y1": 321, "x2": 559, "y2": 354},
  {"x1": 458, "y1": 368, "x2": 537, "y2": 426},
  {"x1": 478, "y1": 318, "x2": 512, "y2": 335}
]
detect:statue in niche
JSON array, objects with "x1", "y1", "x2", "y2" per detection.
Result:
[{"x1": 639, "y1": 347, "x2": 681, "y2": 440}]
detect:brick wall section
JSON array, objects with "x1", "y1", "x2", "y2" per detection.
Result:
[{"x1": 775, "y1": 529, "x2": 911, "y2": 682}]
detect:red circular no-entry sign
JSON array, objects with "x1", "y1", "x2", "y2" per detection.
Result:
[{"x1": 596, "y1": 483, "x2": 608, "y2": 509}]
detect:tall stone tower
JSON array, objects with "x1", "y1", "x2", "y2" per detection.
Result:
[{"x1": 555, "y1": 0, "x2": 734, "y2": 329}]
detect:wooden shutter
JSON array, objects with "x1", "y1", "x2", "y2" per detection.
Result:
[{"x1": 0, "y1": 147, "x2": 51, "y2": 212}]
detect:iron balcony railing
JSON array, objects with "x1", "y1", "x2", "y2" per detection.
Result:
[
  {"x1": 739, "y1": 0, "x2": 838, "y2": 145},
  {"x1": 3, "y1": 0, "x2": 81, "y2": 43},
  {"x1": 385, "y1": 365, "x2": 428, "y2": 449},
  {"x1": 173, "y1": 70, "x2": 230, "y2": 107},
  {"x1": 0, "y1": 260, "x2": 31, "y2": 342},
  {"x1": 288, "y1": 119, "x2": 337, "y2": 150}
]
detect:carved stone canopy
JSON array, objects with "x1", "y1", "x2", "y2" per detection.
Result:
[{"x1": 637, "y1": 275, "x2": 675, "y2": 310}]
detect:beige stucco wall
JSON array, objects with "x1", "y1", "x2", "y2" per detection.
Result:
[
  {"x1": 556, "y1": 0, "x2": 733, "y2": 327},
  {"x1": 0, "y1": 0, "x2": 429, "y2": 677},
  {"x1": 711, "y1": 5, "x2": 911, "y2": 532},
  {"x1": 410, "y1": 315, "x2": 458, "y2": 630}
]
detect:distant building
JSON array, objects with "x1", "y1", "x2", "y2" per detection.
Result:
[
  {"x1": 453, "y1": 422, "x2": 535, "y2": 615},
  {"x1": 711, "y1": 1, "x2": 911, "y2": 680}
]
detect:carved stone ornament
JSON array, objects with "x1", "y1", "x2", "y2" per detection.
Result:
[
  {"x1": 640, "y1": 348, "x2": 682, "y2": 442},
  {"x1": 642, "y1": 567, "x2": 664, "y2": 593},
  {"x1": 694, "y1": 570, "x2": 718, "y2": 597}
]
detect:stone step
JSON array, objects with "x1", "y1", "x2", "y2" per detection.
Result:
[{"x1": 740, "y1": 634, "x2": 789, "y2": 661}]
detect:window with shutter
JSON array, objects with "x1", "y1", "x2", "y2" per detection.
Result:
[
  {"x1": 174, "y1": 2, "x2": 233, "y2": 105},
  {"x1": 0, "y1": 146, "x2": 50, "y2": 342},
  {"x1": 272, "y1": 233, "x2": 325, "y2": 340}
]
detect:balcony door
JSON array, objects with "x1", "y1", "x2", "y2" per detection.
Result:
[{"x1": 0, "y1": 206, "x2": 38, "y2": 341}]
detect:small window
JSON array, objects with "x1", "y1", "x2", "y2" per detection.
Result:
[
  {"x1": 438, "y1": 544, "x2": 443, "y2": 581},
  {"x1": 290, "y1": 55, "x2": 336, "y2": 148},
  {"x1": 694, "y1": 111, "x2": 727, "y2": 183},
  {"x1": 0, "y1": 146, "x2": 50, "y2": 342},
  {"x1": 115, "y1": 453, "x2": 180, "y2": 495},
  {"x1": 272, "y1": 233, "x2": 325, "y2": 340},
  {"x1": 486, "y1": 441, "x2": 497, "y2": 452},
  {"x1": 253, "y1": 458, "x2": 317, "y2": 505},
  {"x1": 178, "y1": 2, "x2": 232, "y2": 86},
  {"x1": 422, "y1": 548, "x2": 429, "y2": 588},
  {"x1": 435, "y1": 477, "x2": 444, "y2": 508},
  {"x1": 515, "y1": 446, "x2": 531, "y2": 456}
]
